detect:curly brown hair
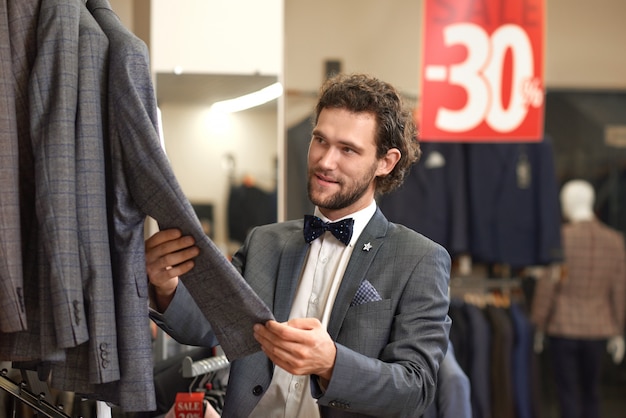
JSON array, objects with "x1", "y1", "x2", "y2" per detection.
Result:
[{"x1": 314, "y1": 73, "x2": 420, "y2": 196}]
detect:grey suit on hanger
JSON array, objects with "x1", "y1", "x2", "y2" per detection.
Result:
[
  {"x1": 29, "y1": 0, "x2": 88, "y2": 350},
  {"x1": 50, "y1": 0, "x2": 121, "y2": 387},
  {"x1": 51, "y1": 0, "x2": 273, "y2": 411},
  {"x1": 0, "y1": 0, "x2": 27, "y2": 333},
  {"x1": 0, "y1": 0, "x2": 71, "y2": 363},
  {"x1": 152, "y1": 209, "x2": 452, "y2": 417}
]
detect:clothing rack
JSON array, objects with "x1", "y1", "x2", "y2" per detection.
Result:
[
  {"x1": 449, "y1": 276, "x2": 524, "y2": 302},
  {"x1": 450, "y1": 276, "x2": 522, "y2": 291},
  {"x1": 0, "y1": 369, "x2": 71, "y2": 418},
  {"x1": 181, "y1": 355, "x2": 230, "y2": 378}
]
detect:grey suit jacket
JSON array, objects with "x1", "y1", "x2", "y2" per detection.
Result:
[
  {"x1": 29, "y1": 0, "x2": 88, "y2": 350},
  {"x1": 50, "y1": 0, "x2": 121, "y2": 386},
  {"x1": 0, "y1": 0, "x2": 73, "y2": 363},
  {"x1": 52, "y1": 0, "x2": 272, "y2": 411},
  {"x1": 152, "y1": 208, "x2": 452, "y2": 417},
  {"x1": 0, "y1": 0, "x2": 38, "y2": 360},
  {"x1": 0, "y1": 0, "x2": 27, "y2": 333},
  {"x1": 0, "y1": 0, "x2": 120, "y2": 383}
]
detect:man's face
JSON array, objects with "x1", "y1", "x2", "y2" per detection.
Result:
[{"x1": 307, "y1": 107, "x2": 388, "y2": 220}]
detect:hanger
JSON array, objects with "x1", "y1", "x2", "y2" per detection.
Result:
[{"x1": 0, "y1": 369, "x2": 70, "y2": 418}]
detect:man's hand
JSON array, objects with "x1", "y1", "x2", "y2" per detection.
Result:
[
  {"x1": 145, "y1": 228, "x2": 199, "y2": 311},
  {"x1": 253, "y1": 318, "x2": 337, "y2": 381}
]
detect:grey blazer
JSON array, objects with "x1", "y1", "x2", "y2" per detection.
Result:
[
  {"x1": 29, "y1": 0, "x2": 88, "y2": 350},
  {"x1": 52, "y1": 0, "x2": 271, "y2": 411},
  {"x1": 0, "y1": 0, "x2": 80, "y2": 363},
  {"x1": 0, "y1": 0, "x2": 40, "y2": 361},
  {"x1": 152, "y1": 208, "x2": 452, "y2": 417},
  {"x1": 0, "y1": 0, "x2": 27, "y2": 333},
  {"x1": 0, "y1": 0, "x2": 120, "y2": 384},
  {"x1": 50, "y1": 0, "x2": 121, "y2": 387}
]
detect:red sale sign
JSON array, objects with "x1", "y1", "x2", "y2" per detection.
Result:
[{"x1": 419, "y1": 0, "x2": 545, "y2": 141}]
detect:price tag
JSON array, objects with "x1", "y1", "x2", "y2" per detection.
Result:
[
  {"x1": 174, "y1": 392, "x2": 204, "y2": 418},
  {"x1": 419, "y1": 0, "x2": 545, "y2": 141}
]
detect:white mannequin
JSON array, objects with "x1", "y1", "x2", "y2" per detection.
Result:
[
  {"x1": 560, "y1": 179, "x2": 595, "y2": 223},
  {"x1": 535, "y1": 179, "x2": 625, "y2": 364}
]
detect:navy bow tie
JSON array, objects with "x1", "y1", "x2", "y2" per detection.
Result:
[{"x1": 303, "y1": 215, "x2": 354, "y2": 245}]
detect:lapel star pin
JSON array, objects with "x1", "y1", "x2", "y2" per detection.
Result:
[{"x1": 362, "y1": 242, "x2": 372, "y2": 252}]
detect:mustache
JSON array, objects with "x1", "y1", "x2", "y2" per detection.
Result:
[{"x1": 309, "y1": 169, "x2": 340, "y2": 184}]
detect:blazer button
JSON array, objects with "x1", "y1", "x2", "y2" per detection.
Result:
[{"x1": 252, "y1": 385, "x2": 264, "y2": 396}]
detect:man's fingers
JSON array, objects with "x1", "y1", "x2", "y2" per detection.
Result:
[
  {"x1": 145, "y1": 228, "x2": 182, "y2": 250},
  {"x1": 146, "y1": 233, "x2": 197, "y2": 264},
  {"x1": 156, "y1": 244, "x2": 199, "y2": 269},
  {"x1": 286, "y1": 318, "x2": 318, "y2": 330},
  {"x1": 161, "y1": 259, "x2": 195, "y2": 280}
]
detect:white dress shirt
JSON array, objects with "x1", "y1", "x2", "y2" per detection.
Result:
[{"x1": 249, "y1": 200, "x2": 377, "y2": 418}]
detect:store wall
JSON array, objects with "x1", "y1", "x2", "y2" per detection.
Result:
[
  {"x1": 110, "y1": 0, "x2": 132, "y2": 28},
  {"x1": 109, "y1": 0, "x2": 626, "y2": 244},
  {"x1": 150, "y1": 0, "x2": 282, "y2": 75},
  {"x1": 146, "y1": 0, "x2": 282, "y2": 248},
  {"x1": 284, "y1": 0, "x2": 626, "y2": 124},
  {"x1": 157, "y1": 104, "x2": 278, "y2": 250}
]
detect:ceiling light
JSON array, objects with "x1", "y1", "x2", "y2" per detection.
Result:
[{"x1": 210, "y1": 82, "x2": 283, "y2": 113}]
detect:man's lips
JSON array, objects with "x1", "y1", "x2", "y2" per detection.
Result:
[{"x1": 314, "y1": 173, "x2": 339, "y2": 186}]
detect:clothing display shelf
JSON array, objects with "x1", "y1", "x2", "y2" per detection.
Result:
[
  {"x1": 0, "y1": 369, "x2": 71, "y2": 418},
  {"x1": 182, "y1": 354, "x2": 230, "y2": 378},
  {"x1": 449, "y1": 276, "x2": 523, "y2": 302},
  {"x1": 450, "y1": 276, "x2": 522, "y2": 291}
]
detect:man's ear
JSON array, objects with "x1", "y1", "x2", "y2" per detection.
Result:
[{"x1": 376, "y1": 148, "x2": 401, "y2": 177}]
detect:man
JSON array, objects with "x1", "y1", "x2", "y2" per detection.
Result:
[{"x1": 147, "y1": 73, "x2": 451, "y2": 417}]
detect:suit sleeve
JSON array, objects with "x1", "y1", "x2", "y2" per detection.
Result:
[{"x1": 149, "y1": 282, "x2": 219, "y2": 348}]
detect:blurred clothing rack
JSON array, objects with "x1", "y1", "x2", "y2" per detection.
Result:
[
  {"x1": 181, "y1": 355, "x2": 230, "y2": 378},
  {"x1": 0, "y1": 369, "x2": 70, "y2": 418},
  {"x1": 449, "y1": 276, "x2": 523, "y2": 299}
]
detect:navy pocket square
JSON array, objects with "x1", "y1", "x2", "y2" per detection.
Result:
[{"x1": 350, "y1": 279, "x2": 383, "y2": 307}]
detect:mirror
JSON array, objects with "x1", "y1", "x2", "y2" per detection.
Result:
[{"x1": 156, "y1": 73, "x2": 279, "y2": 254}]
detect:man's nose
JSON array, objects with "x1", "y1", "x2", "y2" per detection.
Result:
[{"x1": 317, "y1": 147, "x2": 339, "y2": 168}]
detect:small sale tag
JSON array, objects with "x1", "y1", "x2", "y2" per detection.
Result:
[{"x1": 174, "y1": 392, "x2": 204, "y2": 418}]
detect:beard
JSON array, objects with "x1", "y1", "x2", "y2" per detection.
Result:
[{"x1": 307, "y1": 162, "x2": 378, "y2": 211}]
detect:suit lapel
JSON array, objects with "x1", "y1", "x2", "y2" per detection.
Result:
[
  {"x1": 273, "y1": 226, "x2": 309, "y2": 322},
  {"x1": 327, "y1": 208, "x2": 388, "y2": 339}
]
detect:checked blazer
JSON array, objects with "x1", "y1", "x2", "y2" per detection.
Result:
[
  {"x1": 531, "y1": 219, "x2": 626, "y2": 339},
  {"x1": 0, "y1": 0, "x2": 27, "y2": 333},
  {"x1": 49, "y1": 1, "x2": 272, "y2": 411},
  {"x1": 0, "y1": 0, "x2": 120, "y2": 386}
]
